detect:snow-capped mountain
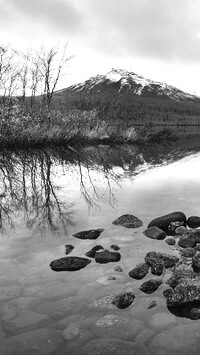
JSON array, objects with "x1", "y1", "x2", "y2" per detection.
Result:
[{"x1": 58, "y1": 69, "x2": 200, "y2": 103}]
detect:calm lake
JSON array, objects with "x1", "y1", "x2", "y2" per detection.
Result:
[{"x1": 1, "y1": 137, "x2": 200, "y2": 354}]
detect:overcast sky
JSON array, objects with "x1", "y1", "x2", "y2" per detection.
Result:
[{"x1": 1, "y1": 0, "x2": 200, "y2": 93}]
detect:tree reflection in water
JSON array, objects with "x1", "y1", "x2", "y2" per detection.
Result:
[{"x1": 0, "y1": 139, "x2": 197, "y2": 236}]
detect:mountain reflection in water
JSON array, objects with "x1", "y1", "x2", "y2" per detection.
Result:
[{"x1": 0, "y1": 137, "x2": 199, "y2": 237}]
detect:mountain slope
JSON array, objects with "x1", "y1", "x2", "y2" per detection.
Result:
[{"x1": 57, "y1": 68, "x2": 200, "y2": 103}]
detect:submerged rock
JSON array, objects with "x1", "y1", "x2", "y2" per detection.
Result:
[
  {"x1": 148, "y1": 300, "x2": 157, "y2": 309},
  {"x1": 113, "y1": 265, "x2": 123, "y2": 272},
  {"x1": 65, "y1": 244, "x2": 74, "y2": 255},
  {"x1": 95, "y1": 250, "x2": 121, "y2": 264},
  {"x1": 145, "y1": 251, "x2": 179, "y2": 269},
  {"x1": 187, "y1": 216, "x2": 200, "y2": 228},
  {"x1": 129, "y1": 263, "x2": 149, "y2": 280},
  {"x1": 72, "y1": 228, "x2": 104, "y2": 240},
  {"x1": 175, "y1": 226, "x2": 186, "y2": 236},
  {"x1": 112, "y1": 292, "x2": 135, "y2": 309},
  {"x1": 178, "y1": 233, "x2": 196, "y2": 248},
  {"x1": 148, "y1": 212, "x2": 186, "y2": 233},
  {"x1": 112, "y1": 214, "x2": 143, "y2": 228},
  {"x1": 140, "y1": 279, "x2": 162, "y2": 294},
  {"x1": 110, "y1": 244, "x2": 120, "y2": 251},
  {"x1": 143, "y1": 226, "x2": 166, "y2": 240},
  {"x1": 151, "y1": 262, "x2": 164, "y2": 276},
  {"x1": 167, "y1": 278, "x2": 200, "y2": 307},
  {"x1": 180, "y1": 248, "x2": 195, "y2": 258},
  {"x1": 85, "y1": 245, "x2": 104, "y2": 258},
  {"x1": 50, "y1": 257, "x2": 91, "y2": 271},
  {"x1": 165, "y1": 237, "x2": 175, "y2": 246}
]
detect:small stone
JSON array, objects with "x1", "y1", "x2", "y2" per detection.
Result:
[
  {"x1": 63, "y1": 323, "x2": 80, "y2": 340},
  {"x1": 110, "y1": 244, "x2": 120, "y2": 251},
  {"x1": 50, "y1": 257, "x2": 91, "y2": 271},
  {"x1": 190, "y1": 307, "x2": 200, "y2": 320},
  {"x1": 187, "y1": 216, "x2": 200, "y2": 228},
  {"x1": 85, "y1": 245, "x2": 104, "y2": 258},
  {"x1": 181, "y1": 248, "x2": 195, "y2": 258},
  {"x1": 195, "y1": 244, "x2": 200, "y2": 252},
  {"x1": 175, "y1": 226, "x2": 186, "y2": 235},
  {"x1": 112, "y1": 292, "x2": 135, "y2": 309},
  {"x1": 165, "y1": 237, "x2": 175, "y2": 245},
  {"x1": 129, "y1": 263, "x2": 149, "y2": 280},
  {"x1": 140, "y1": 279, "x2": 162, "y2": 294},
  {"x1": 143, "y1": 226, "x2": 166, "y2": 240},
  {"x1": 178, "y1": 233, "x2": 196, "y2": 248},
  {"x1": 151, "y1": 262, "x2": 164, "y2": 276},
  {"x1": 112, "y1": 214, "x2": 143, "y2": 228},
  {"x1": 95, "y1": 249, "x2": 121, "y2": 264},
  {"x1": 148, "y1": 300, "x2": 157, "y2": 309},
  {"x1": 65, "y1": 244, "x2": 74, "y2": 255},
  {"x1": 113, "y1": 265, "x2": 123, "y2": 272},
  {"x1": 73, "y1": 228, "x2": 104, "y2": 240},
  {"x1": 163, "y1": 289, "x2": 172, "y2": 298}
]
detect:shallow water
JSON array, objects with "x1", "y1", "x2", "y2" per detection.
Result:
[{"x1": 1, "y1": 138, "x2": 200, "y2": 354}]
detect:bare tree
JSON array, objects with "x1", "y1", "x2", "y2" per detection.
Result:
[{"x1": 37, "y1": 44, "x2": 71, "y2": 110}]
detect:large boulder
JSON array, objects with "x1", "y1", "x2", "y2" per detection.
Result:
[
  {"x1": 140, "y1": 279, "x2": 162, "y2": 294},
  {"x1": 112, "y1": 292, "x2": 135, "y2": 309},
  {"x1": 129, "y1": 263, "x2": 149, "y2": 280},
  {"x1": 95, "y1": 250, "x2": 121, "y2": 264},
  {"x1": 166, "y1": 278, "x2": 200, "y2": 307},
  {"x1": 145, "y1": 251, "x2": 179, "y2": 269},
  {"x1": 50, "y1": 257, "x2": 91, "y2": 271},
  {"x1": 143, "y1": 226, "x2": 166, "y2": 240},
  {"x1": 148, "y1": 212, "x2": 186, "y2": 233},
  {"x1": 112, "y1": 214, "x2": 143, "y2": 228},
  {"x1": 72, "y1": 228, "x2": 104, "y2": 240},
  {"x1": 166, "y1": 270, "x2": 197, "y2": 288},
  {"x1": 187, "y1": 216, "x2": 200, "y2": 228}
]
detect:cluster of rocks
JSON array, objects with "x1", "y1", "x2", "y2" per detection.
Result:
[{"x1": 50, "y1": 214, "x2": 143, "y2": 272}]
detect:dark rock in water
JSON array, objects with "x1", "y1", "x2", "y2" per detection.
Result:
[
  {"x1": 193, "y1": 229, "x2": 200, "y2": 243},
  {"x1": 95, "y1": 249, "x2": 121, "y2": 264},
  {"x1": 65, "y1": 244, "x2": 74, "y2": 255},
  {"x1": 73, "y1": 228, "x2": 104, "y2": 240},
  {"x1": 190, "y1": 307, "x2": 200, "y2": 320},
  {"x1": 145, "y1": 251, "x2": 179, "y2": 269},
  {"x1": 166, "y1": 270, "x2": 197, "y2": 288},
  {"x1": 143, "y1": 226, "x2": 166, "y2": 240},
  {"x1": 148, "y1": 300, "x2": 157, "y2": 309},
  {"x1": 167, "y1": 221, "x2": 185, "y2": 235},
  {"x1": 180, "y1": 248, "x2": 196, "y2": 258},
  {"x1": 50, "y1": 256, "x2": 91, "y2": 271},
  {"x1": 163, "y1": 289, "x2": 172, "y2": 298},
  {"x1": 175, "y1": 226, "x2": 186, "y2": 236},
  {"x1": 192, "y1": 253, "x2": 200, "y2": 269},
  {"x1": 167, "y1": 278, "x2": 200, "y2": 307},
  {"x1": 165, "y1": 237, "x2": 176, "y2": 246},
  {"x1": 178, "y1": 233, "x2": 196, "y2": 248},
  {"x1": 112, "y1": 292, "x2": 135, "y2": 309},
  {"x1": 113, "y1": 265, "x2": 123, "y2": 272},
  {"x1": 151, "y1": 262, "x2": 164, "y2": 276},
  {"x1": 140, "y1": 279, "x2": 162, "y2": 294},
  {"x1": 85, "y1": 245, "x2": 104, "y2": 258},
  {"x1": 148, "y1": 212, "x2": 186, "y2": 233},
  {"x1": 110, "y1": 244, "x2": 120, "y2": 251},
  {"x1": 112, "y1": 214, "x2": 143, "y2": 228},
  {"x1": 195, "y1": 244, "x2": 200, "y2": 252},
  {"x1": 187, "y1": 216, "x2": 200, "y2": 228},
  {"x1": 129, "y1": 263, "x2": 149, "y2": 280}
]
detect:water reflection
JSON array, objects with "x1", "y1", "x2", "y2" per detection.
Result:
[{"x1": 0, "y1": 136, "x2": 200, "y2": 236}]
